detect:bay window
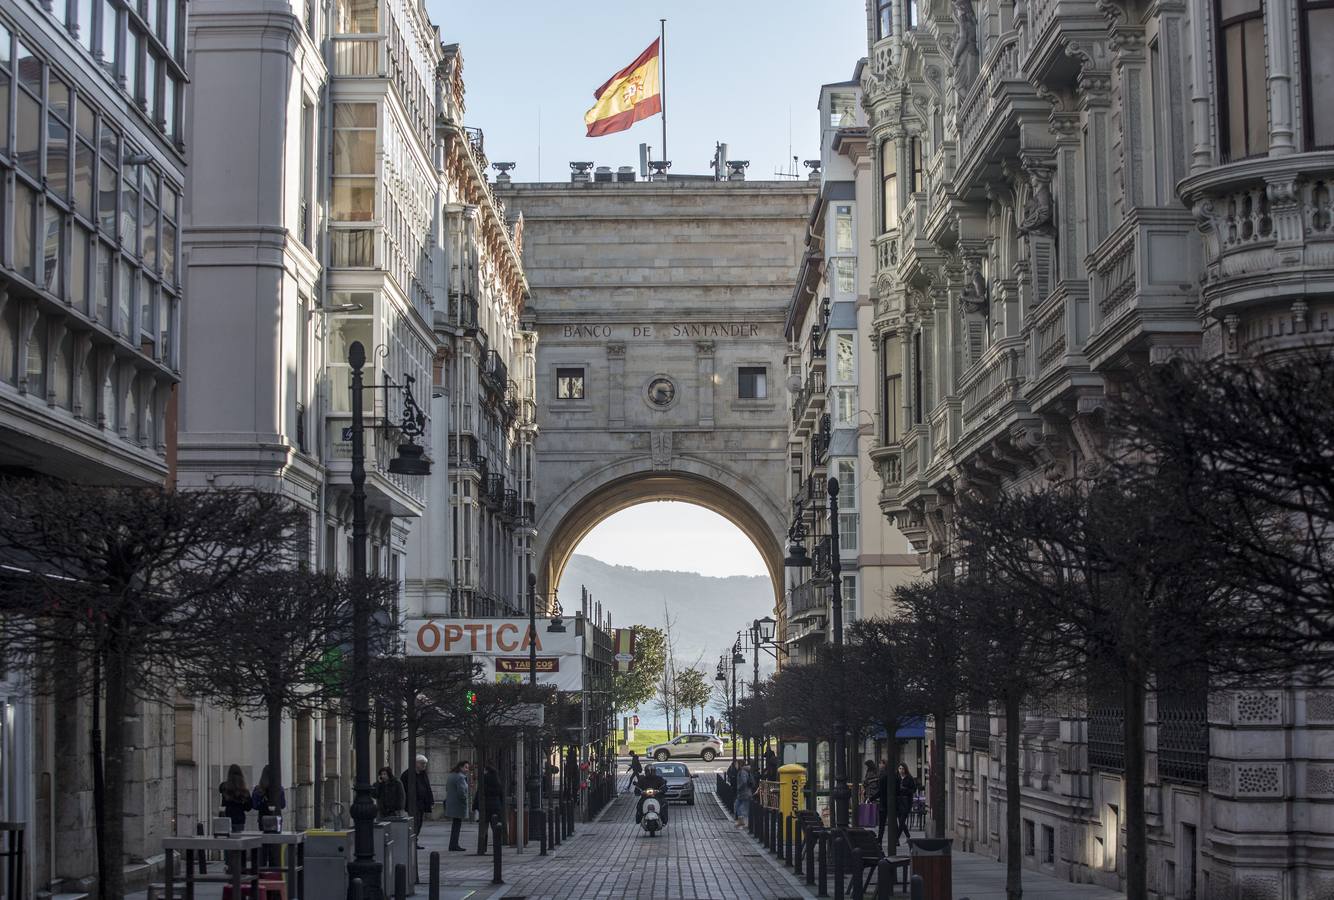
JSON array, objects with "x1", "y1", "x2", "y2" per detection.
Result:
[
  {"x1": 834, "y1": 333, "x2": 855, "y2": 384},
  {"x1": 882, "y1": 335, "x2": 902, "y2": 443},
  {"x1": 877, "y1": 0, "x2": 893, "y2": 39},
  {"x1": 335, "y1": 0, "x2": 379, "y2": 33},
  {"x1": 1216, "y1": 0, "x2": 1268, "y2": 161},
  {"x1": 332, "y1": 103, "x2": 377, "y2": 222},
  {"x1": 1301, "y1": 0, "x2": 1334, "y2": 148}
]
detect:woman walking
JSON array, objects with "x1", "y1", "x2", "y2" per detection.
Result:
[
  {"x1": 894, "y1": 763, "x2": 917, "y2": 849},
  {"x1": 445, "y1": 761, "x2": 471, "y2": 851},
  {"x1": 733, "y1": 762, "x2": 753, "y2": 826},
  {"x1": 218, "y1": 765, "x2": 252, "y2": 832},
  {"x1": 373, "y1": 766, "x2": 405, "y2": 818}
]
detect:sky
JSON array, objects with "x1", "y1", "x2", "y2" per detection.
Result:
[
  {"x1": 424, "y1": 1, "x2": 869, "y2": 181},
  {"x1": 574, "y1": 501, "x2": 769, "y2": 577}
]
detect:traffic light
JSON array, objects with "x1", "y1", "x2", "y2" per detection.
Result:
[{"x1": 465, "y1": 689, "x2": 477, "y2": 708}]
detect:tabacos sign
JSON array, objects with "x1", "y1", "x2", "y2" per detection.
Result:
[{"x1": 404, "y1": 618, "x2": 580, "y2": 658}]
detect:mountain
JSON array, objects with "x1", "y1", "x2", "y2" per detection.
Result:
[{"x1": 557, "y1": 554, "x2": 777, "y2": 727}]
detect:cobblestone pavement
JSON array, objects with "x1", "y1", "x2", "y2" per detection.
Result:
[{"x1": 418, "y1": 770, "x2": 813, "y2": 900}]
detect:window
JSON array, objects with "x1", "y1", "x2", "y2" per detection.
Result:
[
  {"x1": 829, "y1": 92, "x2": 856, "y2": 128},
  {"x1": 832, "y1": 257, "x2": 856, "y2": 295},
  {"x1": 1301, "y1": 0, "x2": 1334, "y2": 148},
  {"x1": 15, "y1": 182, "x2": 37, "y2": 283},
  {"x1": 841, "y1": 573, "x2": 858, "y2": 619},
  {"x1": 880, "y1": 139, "x2": 898, "y2": 232},
  {"x1": 1024, "y1": 819, "x2": 1036, "y2": 857},
  {"x1": 877, "y1": 0, "x2": 893, "y2": 39},
  {"x1": 300, "y1": 99, "x2": 314, "y2": 246},
  {"x1": 911, "y1": 330, "x2": 923, "y2": 425},
  {"x1": 556, "y1": 367, "x2": 585, "y2": 400},
  {"x1": 834, "y1": 333, "x2": 855, "y2": 384},
  {"x1": 738, "y1": 366, "x2": 767, "y2": 399},
  {"x1": 906, "y1": 0, "x2": 918, "y2": 29},
  {"x1": 335, "y1": 0, "x2": 378, "y2": 33},
  {"x1": 1216, "y1": 0, "x2": 1268, "y2": 160},
  {"x1": 882, "y1": 335, "x2": 902, "y2": 443},
  {"x1": 833, "y1": 386, "x2": 856, "y2": 426},
  {"x1": 100, "y1": 0, "x2": 118, "y2": 74},
  {"x1": 1043, "y1": 825, "x2": 1055, "y2": 864},
  {"x1": 332, "y1": 103, "x2": 376, "y2": 222},
  {"x1": 836, "y1": 459, "x2": 856, "y2": 505},
  {"x1": 834, "y1": 204, "x2": 854, "y2": 253},
  {"x1": 908, "y1": 136, "x2": 924, "y2": 193}
]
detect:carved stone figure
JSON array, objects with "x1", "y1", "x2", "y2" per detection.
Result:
[
  {"x1": 1019, "y1": 177, "x2": 1054, "y2": 235},
  {"x1": 960, "y1": 268, "x2": 989, "y2": 317},
  {"x1": 951, "y1": 0, "x2": 980, "y2": 85}
]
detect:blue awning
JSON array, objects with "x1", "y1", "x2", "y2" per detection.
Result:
[{"x1": 868, "y1": 716, "x2": 926, "y2": 741}]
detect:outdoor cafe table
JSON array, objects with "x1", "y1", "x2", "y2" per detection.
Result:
[
  {"x1": 161, "y1": 833, "x2": 262, "y2": 900},
  {"x1": 235, "y1": 830, "x2": 305, "y2": 899}
]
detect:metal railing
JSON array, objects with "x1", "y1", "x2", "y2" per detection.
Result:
[{"x1": 1088, "y1": 703, "x2": 1126, "y2": 773}]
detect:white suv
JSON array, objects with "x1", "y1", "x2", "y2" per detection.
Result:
[{"x1": 646, "y1": 733, "x2": 722, "y2": 762}]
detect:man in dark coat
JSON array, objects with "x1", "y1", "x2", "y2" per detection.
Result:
[
  {"x1": 401, "y1": 754, "x2": 434, "y2": 848},
  {"x1": 473, "y1": 762, "x2": 505, "y2": 854}
]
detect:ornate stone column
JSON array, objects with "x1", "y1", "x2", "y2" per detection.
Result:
[{"x1": 1263, "y1": 0, "x2": 1296, "y2": 155}]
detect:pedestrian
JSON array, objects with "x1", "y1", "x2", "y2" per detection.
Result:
[
  {"x1": 860, "y1": 759, "x2": 879, "y2": 827},
  {"x1": 444, "y1": 760, "x2": 471, "y2": 852},
  {"x1": 763, "y1": 746, "x2": 778, "y2": 781},
  {"x1": 876, "y1": 759, "x2": 892, "y2": 846},
  {"x1": 373, "y1": 766, "x2": 405, "y2": 819},
  {"x1": 733, "y1": 762, "x2": 753, "y2": 825},
  {"x1": 690, "y1": 715, "x2": 698, "y2": 732},
  {"x1": 627, "y1": 750, "x2": 643, "y2": 789},
  {"x1": 218, "y1": 764, "x2": 252, "y2": 832},
  {"x1": 401, "y1": 754, "x2": 435, "y2": 849},
  {"x1": 474, "y1": 761, "x2": 505, "y2": 853},
  {"x1": 894, "y1": 763, "x2": 917, "y2": 848},
  {"x1": 251, "y1": 765, "x2": 286, "y2": 825}
]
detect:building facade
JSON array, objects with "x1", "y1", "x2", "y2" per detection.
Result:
[
  {"x1": 863, "y1": 0, "x2": 1333, "y2": 896},
  {"x1": 180, "y1": 0, "x2": 533, "y2": 863},
  {"x1": 784, "y1": 73, "x2": 921, "y2": 669},
  {"x1": 0, "y1": 0, "x2": 187, "y2": 891}
]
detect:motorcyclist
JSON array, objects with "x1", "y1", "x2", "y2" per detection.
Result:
[{"x1": 635, "y1": 764, "x2": 669, "y2": 826}]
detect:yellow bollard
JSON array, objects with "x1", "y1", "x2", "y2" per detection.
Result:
[{"x1": 777, "y1": 763, "x2": 808, "y2": 817}]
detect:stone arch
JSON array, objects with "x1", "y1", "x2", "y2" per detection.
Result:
[{"x1": 535, "y1": 454, "x2": 789, "y2": 610}]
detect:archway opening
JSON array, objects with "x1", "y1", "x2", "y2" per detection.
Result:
[{"x1": 555, "y1": 500, "x2": 778, "y2": 734}]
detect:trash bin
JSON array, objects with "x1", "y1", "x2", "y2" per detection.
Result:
[
  {"x1": 373, "y1": 822, "x2": 394, "y2": 898},
  {"x1": 305, "y1": 830, "x2": 351, "y2": 900},
  {"x1": 908, "y1": 837, "x2": 952, "y2": 900},
  {"x1": 384, "y1": 815, "x2": 416, "y2": 894}
]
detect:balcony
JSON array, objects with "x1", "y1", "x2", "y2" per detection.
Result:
[
  {"x1": 500, "y1": 489, "x2": 520, "y2": 525},
  {"x1": 1084, "y1": 206, "x2": 1199, "y2": 370},
  {"x1": 960, "y1": 338, "x2": 1026, "y2": 430},
  {"x1": 448, "y1": 290, "x2": 479, "y2": 334},
  {"x1": 1178, "y1": 152, "x2": 1334, "y2": 352},
  {"x1": 482, "y1": 472, "x2": 505, "y2": 511},
  {"x1": 786, "y1": 579, "x2": 825, "y2": 621},
  {"x1": 448, "y1": 434, "x2": 484, "y2": 469},
  {"x1": 463, "y1": 125, "x2": 488, "y2": 175},
  {"x1": 790, "y1": 368, "x2": 826, "y2": 431},
  {"x1": 956, "y1": 34, "x2": 1039, "y2": 170},
  {"x1": 811, "y1": 535, "x2": 833, "y2": 584},
  {"x1": 812, "y1": 413, "x2": 832, "y2": 467},
  {"x1": 1020, "y1": 0, "x2": 1108, "y2": 78},
  {"x1": 480, "y1": 350, "x2": 508, "y2": 397}
]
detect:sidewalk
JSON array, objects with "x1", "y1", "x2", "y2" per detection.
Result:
[{"x1": 952, "y1": 851, "x2": 1125, "y2": 899}]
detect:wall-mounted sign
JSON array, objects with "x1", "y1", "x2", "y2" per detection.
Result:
[{"x1": 404, "y1": 618, "x2": 584, "y2": 691}]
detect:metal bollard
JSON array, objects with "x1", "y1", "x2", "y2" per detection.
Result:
[
  {"x1": 429, "y1": 852, "x2": 440, "y2": 900},
  {"x1": 195, "y1": 823, "x2": 208, "y2": 875},
  {"x1": 873, "y1": 859, "x2": 893, "y2": 900},
  {"x1": 490, "y1": 815, "x2": 504, "y2": 885},
  {"x1": 795, "y1": 819, "x2": 804, "y2": 876},
  {"x1": 770, "y1": 809, "x2": 779, "y2": 855},
  {"x1": 909, "y1": 874, "x2": 924, "y2": 900},
  {"x1": 350, "y1": 877, "x2": 365, "y2": 900},
  {"x1": 537, "y1": 807, "x2": 547, "y2": 856},
  {"x1": 394, "y1": 863, "x2": 408, "y2": 900},
  {"x1": 553, "y1": 804, "x2": 561, "y2": 846},
  {"x1": 817, "y1": 830, "x2": 828, "y2": 897},
  {"x1": 833, "y1": 831, "x2": 846, "y2": 900},
  {"x1": 785, "y1": 815, "x2": 793, "y2": 867}
]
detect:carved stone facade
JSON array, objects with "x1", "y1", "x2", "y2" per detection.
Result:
[
  {"x1": 862, "y1": 0, "x2": 1334, "y2": 896},
  {"x1": 497, "y1": 177, "x2": 816, "y2": 610}
]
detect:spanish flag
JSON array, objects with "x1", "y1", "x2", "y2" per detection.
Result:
[{"x1": 584, "y1": 39, "x2": 662, "y2": 137}]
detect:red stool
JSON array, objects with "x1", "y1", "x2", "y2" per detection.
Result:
[{"x1": 221, "y1": 878, "x2": 287, "y2": 900}]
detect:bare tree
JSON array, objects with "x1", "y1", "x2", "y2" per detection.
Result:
[{"x1": 0, "y1": 480, "x2": 299, "y2": 900}]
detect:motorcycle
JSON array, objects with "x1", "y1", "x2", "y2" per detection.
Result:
[{"x1": 637, "y1": 787, "x2": 664, "y2": 836}]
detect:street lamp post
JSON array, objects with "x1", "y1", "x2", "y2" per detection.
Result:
[
  {"x1": 346, "y1": 341, "x2": 431, "y2": 899},
  {"x1": 827, "y1": 477, "x2": 849, "y2": 831},
  {"x1": 527, "y1": 573, "x2": 542, "y2": 845}
]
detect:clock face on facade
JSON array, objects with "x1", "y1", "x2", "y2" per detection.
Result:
[{"x1": 647, "y1": 377, "x2": 676, "y2": 408}]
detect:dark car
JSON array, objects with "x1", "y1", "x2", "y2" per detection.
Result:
[{"x1": 651, "y1": 762, "x2": 696, "y2": 805}]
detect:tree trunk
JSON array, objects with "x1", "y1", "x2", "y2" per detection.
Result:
[
  {"x1": 101, "y1": 650, "x2": 130, "y2": 900},
  {"x1": 1004, "y1": 695, "x2": 1023, "y2": 900},
  {"x1": 930, "y1": 704, "x2": 949, "y2": 838},
  {"x1": 1123, "y1": 677, "x2": 1147, "y2": 900},
  {"x1": 405, "y1": 703, "x2": 419, "y2": 821},
  {"x1": 266, "y1": 698, "x2": 284, "y2": 826}
]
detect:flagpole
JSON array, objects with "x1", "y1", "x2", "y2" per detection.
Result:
[{"x1": 660, "y1": 18, "x2": 667, "y2": 165}]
